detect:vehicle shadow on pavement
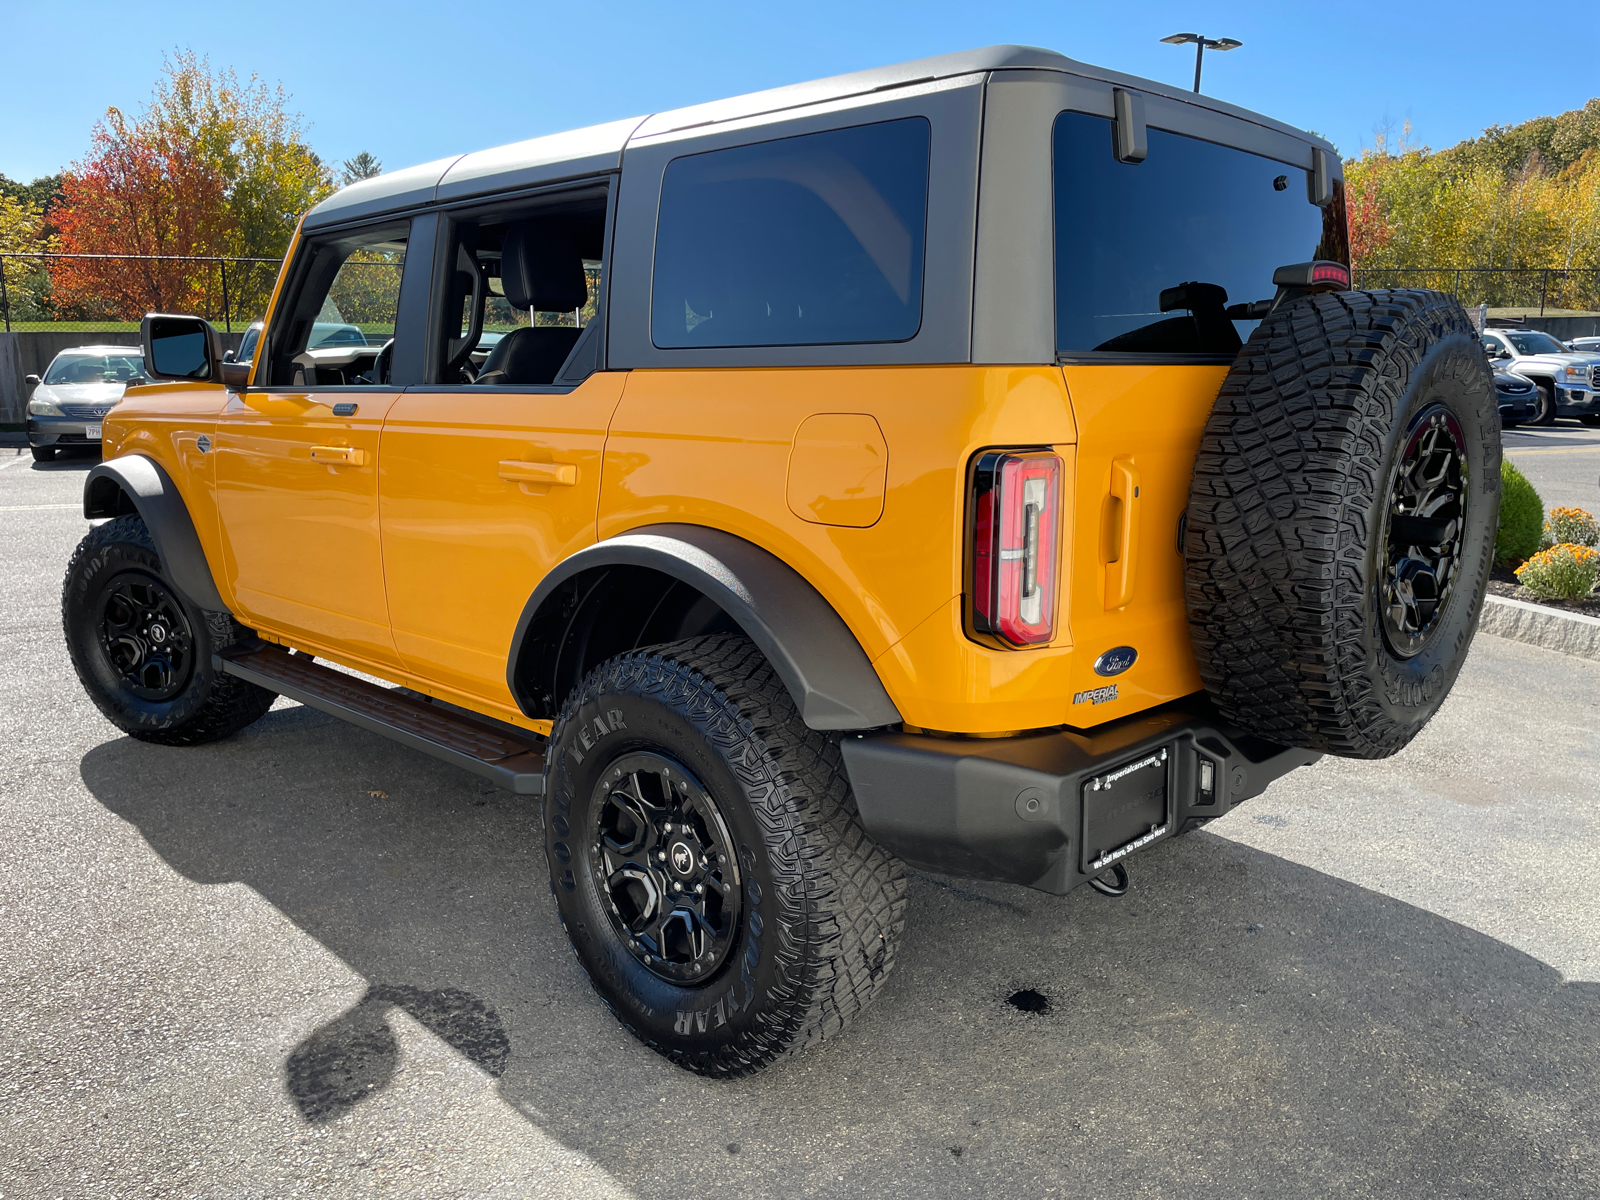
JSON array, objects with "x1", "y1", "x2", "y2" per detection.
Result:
[{"x1": 80, "y1": 705, "x2": 1600, "y2": 1199}]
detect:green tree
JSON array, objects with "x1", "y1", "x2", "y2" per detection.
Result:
[{"x1": 340, "y1": 152, "x2": 382, "y2": 185}]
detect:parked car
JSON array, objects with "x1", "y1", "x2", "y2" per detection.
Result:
[
  {"x1": 1494, "y1": 370, "x2": 1538, "y2": 427},
  {"x1": 25, "y1": 346, "x2": 146, "y2": 463},
  {"x1": 1567, "y1": 335, "x2": 1600, "y2": 354},
  {"x1": 225, "y1": 321, "x2": 263, "y2": 366},
  {"x1": 1481, "y1": 327, "x2": 1600, "y2": 425},
  {"x1": 223, "y1": 320, "x2": 371, "y2": 368},
  {"x1": 73, "y1": 45, "x2": 1497, "y2": 1078}
]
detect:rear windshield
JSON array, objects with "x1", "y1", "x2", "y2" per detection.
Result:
[
  {"x1": 1054, "y1": 111, "x2": 1340, "y2": 359},
  {"x1": 44, "y1": 351, "x2": 145, "y2": 384},
  {"x1": 651, "y1": 117, "x2": 930, "y2": 349}
]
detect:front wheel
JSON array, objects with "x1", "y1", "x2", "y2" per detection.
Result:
[
  {"x1": 542, "y1": 634, "x2": 906, "y2": 1077},
  {"x1": 1531, "y1": 380, "x2": 1558, "y2": 426},
  {"x1": 63, "y1": 516, "x2": 277, "y2": 745},
  {"x1": 31, "y1": 444, "x2": 55, "y2": 463}
]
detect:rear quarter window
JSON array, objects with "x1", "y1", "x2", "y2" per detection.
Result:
[
  {"x1": 650, "y1": 117, "x2": 931, "y2": 349},
  {"x1": 1054, "y1": 111, "x2": 1338, "y2": 359}
]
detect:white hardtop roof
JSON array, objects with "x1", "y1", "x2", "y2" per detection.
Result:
[{"x1": 303, "y1": 45, "x2": 1333, "y2": 230}]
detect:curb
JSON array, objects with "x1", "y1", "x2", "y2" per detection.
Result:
[{"x1": 1479, "y1": 594, "x2": 1600, "y2": 664}]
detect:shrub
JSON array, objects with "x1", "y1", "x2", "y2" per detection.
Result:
[
  {"x1": 1515, "y1": 543, "x2": 1600, "y2": 601},
  {"x1": 1495, "y1": 459, "x2": 1544, "y2": 566},
  {"x1": 1544, "y1": 506, "x2": 1599, "y2": 549}
]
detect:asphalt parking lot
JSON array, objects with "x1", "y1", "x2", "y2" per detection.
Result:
[
  {"x1": 1503, "y1": 420, "x2": 1600, "y2": 513},
  {"x1": 2, "y1": 436, "x2": 1598, "y2": 1199}
]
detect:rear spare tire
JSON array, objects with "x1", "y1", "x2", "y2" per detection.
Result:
[{"x1": 1185, "y1": 289, "x2": 1500, "y2": 758}]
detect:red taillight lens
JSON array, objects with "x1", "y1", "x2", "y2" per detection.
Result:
[{"x1": 971, "y1": 451, "x2": 1062, "y2": 647}]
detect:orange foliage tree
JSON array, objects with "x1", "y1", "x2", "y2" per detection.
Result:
[{"x1": 51, "y1": 52, "x2": 332, "y2": 322}]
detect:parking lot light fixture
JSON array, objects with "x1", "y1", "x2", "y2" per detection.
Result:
[{"x1": 1160, "y1": 32, "x2": 1242, "y2": 93}]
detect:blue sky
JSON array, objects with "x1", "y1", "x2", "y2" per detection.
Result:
[{"x1": 4, "y1": 0, "x2": 1595, "y2": 182}]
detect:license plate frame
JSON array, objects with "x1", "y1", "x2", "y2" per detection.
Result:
[
  {"x1": 86, "y1": 424, "x2": 102, "y2": 440},
  {"x1": 1080, "y1": 745, "x2": 1172, "y2": 874}
]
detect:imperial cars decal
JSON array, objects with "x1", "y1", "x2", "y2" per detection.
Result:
[{"x1": 1073, "y1": 684, "x2": 1119, "y2": 705}]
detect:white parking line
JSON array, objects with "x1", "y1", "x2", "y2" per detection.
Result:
[{"x1": 0, "y1": 503, "x2": 79, "y2": 511}]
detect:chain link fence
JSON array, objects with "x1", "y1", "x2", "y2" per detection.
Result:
[
  {"x1": 7, "y1": 253, "x2": 1599, "y2": 332},
  {"x1": 1351, "y1": 267, "x2": 1600, "y2": 316},
  {"x1": 0, "y1": 252, "x2": 284, "y2": 333}
]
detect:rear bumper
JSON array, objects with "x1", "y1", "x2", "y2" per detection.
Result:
[{"x1": 841, "y1": 694, "x2": 1319, "y2": 895}]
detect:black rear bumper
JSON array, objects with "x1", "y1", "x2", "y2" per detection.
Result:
[{"x1": 840, "y1": 695, "x2": 1318, "y2": 895}]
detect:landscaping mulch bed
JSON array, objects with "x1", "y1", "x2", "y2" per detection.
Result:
[{"x1": 1487, "y1": 566, "x2": 1600, "y2": 617}]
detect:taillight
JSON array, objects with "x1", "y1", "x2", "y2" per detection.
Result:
[{"x1": 970, "y1": 450, "x2": 1062, "y2": 647}]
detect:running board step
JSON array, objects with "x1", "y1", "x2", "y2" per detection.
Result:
[{"x1": 215, "y1": 645, "x2": 546, "y2": 795}]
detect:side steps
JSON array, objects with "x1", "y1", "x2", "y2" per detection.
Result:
[{"x1": 215, "y1": 645, "x2": 546, "y2": 794}]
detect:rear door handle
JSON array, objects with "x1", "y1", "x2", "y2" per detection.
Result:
[
  {"x1": 1104, "y1": 456, "x2": 1140, "y2": 610},
  {"x1": 310, "y1": 445, "x2": 366, "y2": 466},
  {"x1": 499, "y1": 460, "x2": 578, "y2": 486}
]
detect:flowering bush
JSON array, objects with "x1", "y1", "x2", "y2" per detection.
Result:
[
  {"x1": 1515, "y1": 543, "x2": 1600, "y2": 601},
  {"x1": 1543, "y1": 506, "x2": 1599, "y2": 549}
]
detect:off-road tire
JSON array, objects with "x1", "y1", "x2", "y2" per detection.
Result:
[
  {"x1": 1185, "y1": 289, "x2": 1500, "y2": 759},
  {"x1": 63, "y1": 515, "x2": 276, "y2": 745},
  {"x1": 542, "y1": 633, "x2": 907, "y2": 1077},
  {"x1": 1530, "y1": 380, "x2": 1558, "y2": 426},
  {"x1": 31, "y1": 445, "x2": 55, "y2": 463}
]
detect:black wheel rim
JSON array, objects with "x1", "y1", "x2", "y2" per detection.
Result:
[
  {"x1": 98, "y1": 571, "x2": 195, "y2": 701},
  {"x1": 588, "y1": 751, "x2": 743, "y2": 985},
  {"x1": 1381, "y1": 404, "x2": 1468, "y2": 659}
]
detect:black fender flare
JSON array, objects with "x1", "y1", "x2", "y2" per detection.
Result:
[
  {"x1": 508, "y1": 524, "x2": 902, "y2": 731},
  {"x1": 84, "y1": 455, "x2": 228, "y2": 612}
]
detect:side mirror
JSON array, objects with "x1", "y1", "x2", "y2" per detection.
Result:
[
  {"x1": 223, "y1": 349, "x2": 236, "y2": 362},
  {"x1": 24, "y1": 374, "x2": 41, "y2": 387},
  {"x1": 219, "y1": 360, "x2": 251, "y2": 390},
  {"x1": 139, "y1": 313, "x2": 224, "y2": 382}
]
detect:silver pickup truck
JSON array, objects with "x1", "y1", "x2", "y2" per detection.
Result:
[{"x1": 1481, "y1": 327, "x2": 1600, "y2": 425}]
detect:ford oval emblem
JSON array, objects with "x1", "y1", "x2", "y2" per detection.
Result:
[{"x1": 1093, "y1": 646, "x2": 1138, "y2": 677}]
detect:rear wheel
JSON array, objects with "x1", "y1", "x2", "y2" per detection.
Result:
[
  {"x1": 63, "y1": 516, "x2": 276, "y2": 745},
  {"x1": 542, "y1": 633, "x2": 906, "y2": 1077},
  {"x1": 1186, "y1": 289, "x2": 1500, "y2": 759}
]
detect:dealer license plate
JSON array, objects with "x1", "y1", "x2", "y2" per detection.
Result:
[
  {"x1": 86, "y1": 424, "x2": 102, "y2": 440},
  {"x1": 1081, "y1": 746, "x2": 1172, "y2": 873}
]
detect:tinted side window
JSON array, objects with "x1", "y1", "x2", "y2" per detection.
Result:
[
  {"x1": 1054, "y1": 112, "x2": 1333, "y2": 358},
  {"x1": 651, "y1": 117, "x2": 931, "y2": 349}
]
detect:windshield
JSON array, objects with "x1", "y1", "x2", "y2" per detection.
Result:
[
  {"x1": 1505, "y1": 331, "x2": 1568, "y2": 355},
  {"x1": 43, "y1": 351, "x2": 145, "y2": 385},
  {"x1": 1054, "y1": 111, "x2": 1342, "y2": 358}
]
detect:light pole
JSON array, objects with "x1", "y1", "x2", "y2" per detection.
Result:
[{"x1": 1160, "y1": 33, "x2": 1242, "y2": 94}]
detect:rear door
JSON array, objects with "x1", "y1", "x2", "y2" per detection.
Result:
[
  {"x1": 214, "y1": 220, "x2": 418, "y2": 668},
  {"x1": 377, "y1": 185, "x2": 624, "y2": 719}
]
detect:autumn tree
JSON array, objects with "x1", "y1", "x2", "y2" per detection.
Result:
[
  {"x1": 1345, "y1": 102, "x2": 1600, "y2": 311},
  {"x1": 51, "y1": 52, "x2": 334, "y2": 322}
]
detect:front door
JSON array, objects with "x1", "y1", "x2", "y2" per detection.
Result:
[
  {"x1": 377, "y1": 193, "x2": 622, "y2": 718},
  {"x1": 214, "y1": 221, "x2": 412, "y2": 669}
]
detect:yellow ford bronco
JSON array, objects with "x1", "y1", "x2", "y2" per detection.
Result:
[{"x1": 65, "y1": 46, "x2": 1499, "y2": 1076}]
